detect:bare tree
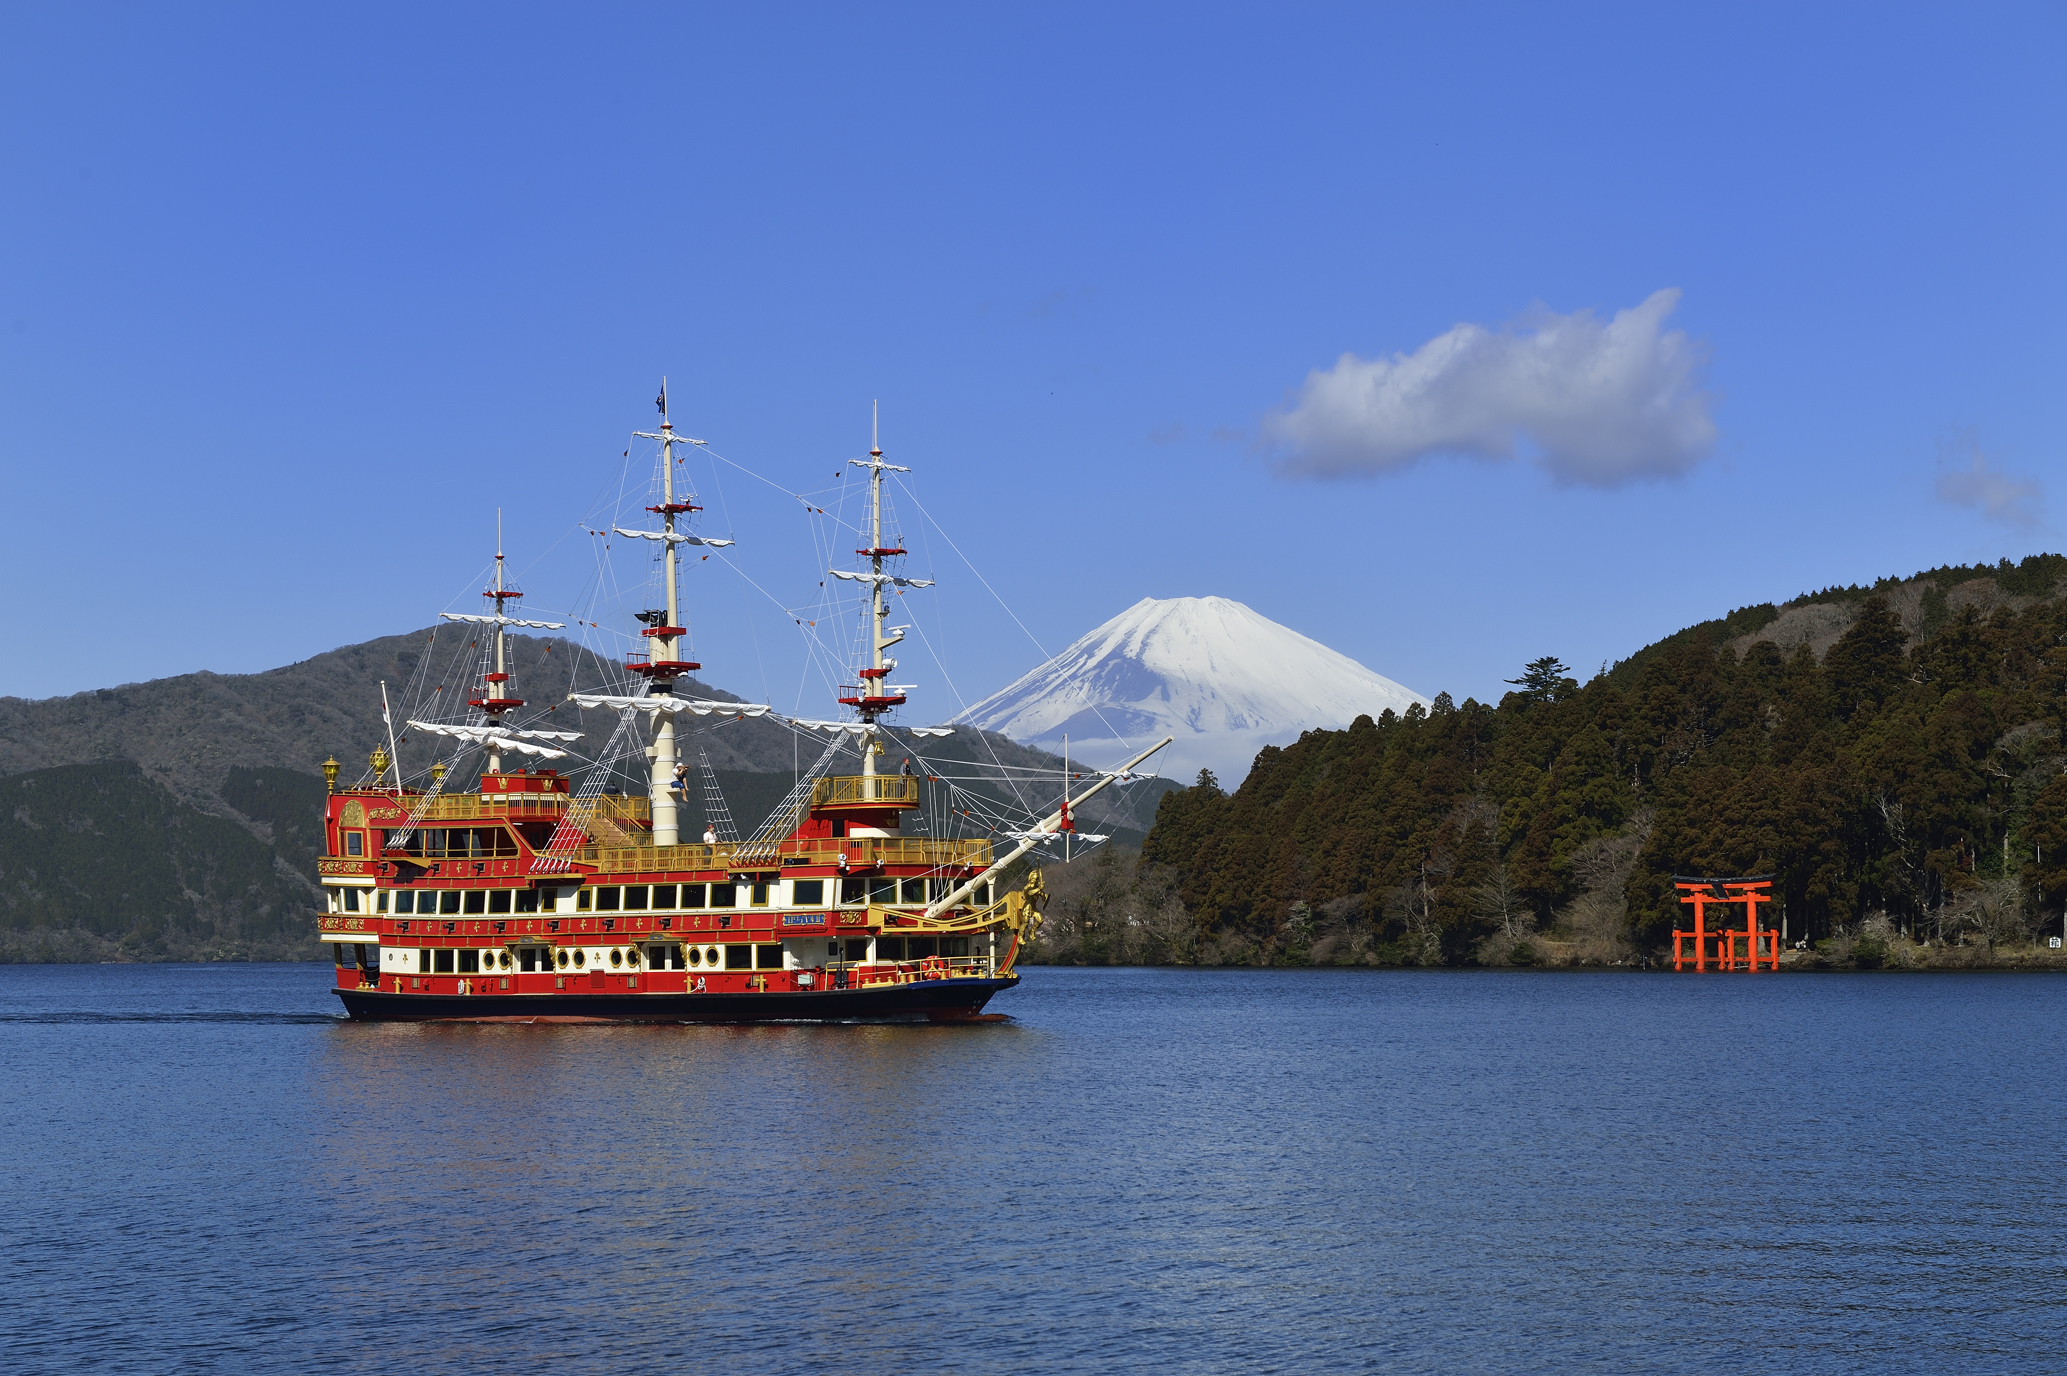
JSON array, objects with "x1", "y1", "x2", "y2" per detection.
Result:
[{"x1": 1470, "y1": 867, "x2": 1532, "y2": 940}]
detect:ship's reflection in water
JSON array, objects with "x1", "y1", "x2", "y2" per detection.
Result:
[
  {"x1": 15, "y1": 963, "x2": 2067, "y2": 1373},
  {"x1": 307, "y1": 1014, "x2": 1070, "y2": 1370}
]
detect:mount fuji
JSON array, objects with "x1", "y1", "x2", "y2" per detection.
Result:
[{"x1": 956, "y1": 596, "x2": 1428, "y2": 786}]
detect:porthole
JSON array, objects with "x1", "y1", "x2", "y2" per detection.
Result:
[
  {"x1": 625, "y1": 948, "x2": 641, "y2": 968},
  {"x1": 704, "y1": 946, "x2": 720, "y2": 966},
  {"x1": 498, "y1": 950, "x2": 511, "y2": 970},
  {"x1": 573, "y1": 949, "x2": 586, "y2": 967},
  {"x1": 610, "y1": 949, "x2": 623, "y2": 968},
  {"x1": 556, "y1": 950, "x2": 569, "y2": 969},
  {"x1": 688, "y1": 947, "x2": 703, "y2": 967}
]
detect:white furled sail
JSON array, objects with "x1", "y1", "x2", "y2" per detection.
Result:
[
  {"x1": 403, "y1": 721, "x2": 571, "y2": 759},
  {"x1": 613, "y1": 527, "x2": 735, "y2": 548},
  {"x1": 567, "y1": 693, "x2": 771, "y2": 717},
  {"x1": 828, "y1": 569, "x2": 933, "y2": 589},
  {"x1": 439, "y1": 612, "x2": 567, "y2": 629},
  {"x1": 406, "y1": 720, "x2": 583, "y2": 743}
]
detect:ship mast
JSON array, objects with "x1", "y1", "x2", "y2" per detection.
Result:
[
  {"x1": 471, "y1": 509, "x2": 525, "y2": 774},
  {"x1": 624, "y1": 379, "x2": 715, "y2": 846},
  {"x1": 838, "y1": 402, "x2": 922, "y2": 779}
]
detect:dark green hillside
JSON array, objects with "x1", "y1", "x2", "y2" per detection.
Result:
[
  {"x1": 0, "y1": 762, "x2": 317, "y2": 962},
  {"x1": 1141, "y1": 555, "x2": 2067, "y2": 966},
  {"x1": 221, "y1": 766, "x2": 330, "y2": 876}
]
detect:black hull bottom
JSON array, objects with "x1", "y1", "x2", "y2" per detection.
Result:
[{"x1": 333, "y1": 976, "x2": 1017, "y2": 1024}]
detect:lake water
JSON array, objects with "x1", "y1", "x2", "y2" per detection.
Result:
[{"x1": 6, "y1": 964, "x2": 2067, "y2": 1374}]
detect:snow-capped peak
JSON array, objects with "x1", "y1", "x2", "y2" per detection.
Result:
[{"x1": 957, "y1": 596, "x2": 1428, "y2": 784}]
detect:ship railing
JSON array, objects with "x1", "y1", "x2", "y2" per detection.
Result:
[
  {"x1": 810, "y1": 774, "x2": 921, "y2": 807},
  {"x1": 406, "y1": 793, "x2": 649, "y2": 824},
  {"x1": 821, "y1": 955, "x2": 995, "y2": 985},
  {"x1": 576, "y1": 836, "x2": 994, "y2": 874}
]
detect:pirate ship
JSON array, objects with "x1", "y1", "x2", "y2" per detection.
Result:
[{"x1": 315, "y1": 390, "x2": 1167, "y2": 1021}]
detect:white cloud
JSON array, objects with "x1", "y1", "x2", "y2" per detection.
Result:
[
  {"x1": 1936, "y1": 438, "x2": 2041, "y2": 528},
  {"x1": 1262, "y1": 288, "x2": 1717, "y2": 487}
]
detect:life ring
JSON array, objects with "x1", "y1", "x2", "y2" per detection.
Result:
[{"x1": 694, "y1": 976, "x2": 707, "y2": 993}]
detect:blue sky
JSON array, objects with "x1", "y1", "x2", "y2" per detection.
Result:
[{"x1": 3, "y1": 3, "x2": 2062, "y2": 723}]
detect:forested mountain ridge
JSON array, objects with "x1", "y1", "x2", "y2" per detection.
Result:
[{"x1": 1137, "y1": 555, "x2": 2067, "y2": 966}]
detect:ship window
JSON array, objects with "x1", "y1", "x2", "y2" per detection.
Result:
[
  {"x1": 622, "y1": 886, "x2": 648, "y2": 911},
  {"x1": 942, "y1": 937, "x2": 969, "y2": 958},
  {"x1": 433, "y1": 948, "x2": 455, "y2": 974},
  {"x1": 650, "y1": 943, "x2": 683, "y2": 969},
  {"x1": 791, "y1": 879, "x2": 825, "y2": 906},
  {"x1": 755, "y1": 943, "x2": 783, "y2": 969},
  {"x1": 843, "y1": 938, "x2": 870, "y2": 962},
  {"x1": 417, "y1": 948, "x2": 430, "y2": 973},
  {"x1": 651, "y1": 884, "x2": 676, "y2": 909},
  {"x1": 573, "y1": 949, "x2": 585, "y2": 967},
  {"x1": 458, "y1": 950, "x2": 479, "y2": 974},
  {"x1": 878, "y1": 936, "x2": 906, "y2": 961},
  {"x1": 709, "y1": 883, "x2": 736, "y2": 908},
  {"x1": 839, "y1": 877, "x2": 868, "y2": 905},
  {"x1": 596, "y1": 887, "x2": 621, "y2": 911},
  {"x1": 345, "y1": 831, "x2": 364, "y2": 857},
  {"x1": 907, "y1": 936, "x2": 938, "y2": 959},
  {"x1": 488, "y1": 890, "x2": 513, "y2": 915},
  {"x1": 463, "y1": 890, "x2": 486, "y2": 915},
  {"x1": 972, "y1": 882, "x2": 992, "y2": 906},
  {"x1": 440, "y1": 890, "x2": 461, "y2": 915},
  {"x1": 576, "y1": 889, "x2": 592, "y2": 911},
  {"x1": 687, "y1": 946, "x2": 702, "y2": 967},
  {"x1": 868, "y1": 878, "x2": 896, "y2": 905},
  {"x1": 900, "y1": 877, "x2": 927, "y2": 904},
  {"x1": 394, "y1": 891, "x2": 413, "y2": 914},
  {"x1": 609, "y1": 949, "x2": 622, "y2": 968},
  {"x1": 678, "y1": 884, "x2": 706, "y2": 908},
  {"x1": 750, "y1": 883, "x2": 769, "y2": 906},
  {"x1": 376, "y1": 891, "x2": 389, "y2": 913},
  {"x1": 517, "y1": 948, "x2": 535, "y2": 972},
  {"x1": 344, "y1": 887, "x2": 361, "y2": 912},
  {"x1": 556, "y1": 950, "x2": 569, "y2": 969},
  {"x1": 725, "y1": 945, "x2": 752, "y2": 970},
  {"x1": 514, "y1": 889, "x2": 538, "y2": 914}
]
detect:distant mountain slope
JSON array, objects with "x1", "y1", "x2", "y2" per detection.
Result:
[
  {"x1": 959, "y1": 596, "x2": 1428, "y2": 784},
  {"x1": 0, "y1": 762, "x2": 315, "y2": 962},
  {"x1": 0, "y1": 626, "x2": 793, "y2": 801},
  {"x1": 0, "y1": 625, "x2": 1167, "y2": 837},
  {"x1": 0, "y1": 627, "x2": 1172, "y2": 959}
]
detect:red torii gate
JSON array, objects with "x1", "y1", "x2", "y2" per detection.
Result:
[{"x1": 1673, "y1": 876, "x2": 1779, "y2": 971}]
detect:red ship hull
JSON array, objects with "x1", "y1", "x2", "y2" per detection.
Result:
[{"x1": 335, "y1": 974, "x2": 1017, "y2": 1023}]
